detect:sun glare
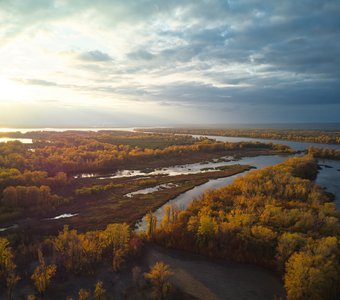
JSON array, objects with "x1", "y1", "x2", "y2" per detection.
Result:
[{"x1": 0, "y1": 78, "x2": 30, "y2": 102}]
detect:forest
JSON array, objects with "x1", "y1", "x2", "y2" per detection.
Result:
[
  {"x1": 308, "y1": 146, "x2": 340, "y2": 160},
  {"x1": 146, "y1": 155, "x2": 340, "y2": 300},
  {"x1": 138, "y1": 128, "x2": 340, "y2": 145},
  {"x1": 0, "y1": 131, "x2": 290, "y2": 228},
  {"x1": 0, "y1": 131, "x2": 338, "y2": 299},
  {"x1": 0, "y1": 131, "x2": 291, "y2": 175}
]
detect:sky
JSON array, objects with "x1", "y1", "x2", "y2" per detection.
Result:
[{"x1": 0, "y1": 0, "x2": 339, "y2": 127}]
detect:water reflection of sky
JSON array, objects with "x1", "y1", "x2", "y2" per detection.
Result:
[{"x1": 0, "y1": 138, "x2": 32, "y2": 143}]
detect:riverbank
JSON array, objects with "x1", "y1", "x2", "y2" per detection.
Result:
[
  {"x1": 1, "y1": 164, "x2": 253, "y2": 237},
  {"x1": 137, "y1": 128, "x2": 340, "y2": 145},
  {"x1": 3, "y1": 243, "x2": 284, "y2": 300}
]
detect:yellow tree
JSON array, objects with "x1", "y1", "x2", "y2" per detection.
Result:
[
  {"x1": 94, "y1": 281, "x2": 107, "y2": 300},
  {"x1": 144, "y1": 261, "x2": 173, "y2": 300},
  {"x1": 31, "y1": 249, "x2": 57, "y2": 295},
  {"x1": 0, "y1": 237, "x2": 20, "y2": 300},
  {"x1": 78, "y1": 289, "x2": 91, "y2": 300},
  {"x1": 285, "y1": 237, "x2": 339, "y2": 300},
  {"x1": 160, "y1": 205, "x2": 179, "y2": 231},
  {"x1": 112, "y1": 248, "x2": 125, "y2": 272},
  {"x1": 197, "y1": 214, "x2": 218, "y2": 247},
  {"x1": 101, "y1": 223, "x2": 130, "y2": 253},
  {"x1": 145, "y1": 213, "x2": 157, "y2": 239},
  {"x1": 101, "y1": 223, "x2": 130, "y2": 272}
]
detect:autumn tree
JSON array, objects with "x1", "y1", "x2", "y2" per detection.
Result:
[
  {"x1": 78, "y1": 289, "x2": 91, "y2": 300},
  {"x1": 101, "y1": 223, "x2": 130, "y2": 272},
  {"x1": 94, "y1": 281, "x2": 107, "y2": 300},
  {"x1": 196, "y1": 214, "x2": 218, "y2": 248},
  {"x1": 31, "y1": 249, "x2": 57, "y2": 295},
  {"x1": 132, "y1": 266, "x2": 142, "y2": 289},
  {"x1": 112, "y1": 248, "x2": 125, "y2": 272},
  {"x1": 145, "y1": 213, "x2": 157, "y2": 239},
  {"x1": 0, "y1": 237, "x2": 20, "y2": 300},
  {"x1": 284, "y1": 237, "x2": 339, "y2": 300},
  {"x1": 144, "y1": 262, "x2": 174, "y2": 300}
]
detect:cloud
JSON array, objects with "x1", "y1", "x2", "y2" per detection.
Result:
[
  {"x1": 127, "y1": 50, "x2": 154, "y2": 61},
  {"x1": 78, "y1": 50, "x2": 112, "y2": 62},
  {"x1": 0, "y1": 0, "x2": 339, "y2": 124},
  {"x1": 14, "y1": 79, "x2": 57, "y2": 86}
]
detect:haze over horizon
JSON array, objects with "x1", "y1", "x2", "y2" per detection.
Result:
[{"x1": 1, "y1": 1, "x2": 339, "y2": 127}]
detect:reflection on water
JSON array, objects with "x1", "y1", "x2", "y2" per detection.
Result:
[
  {"x1": 0, "y1": 224, "x2": 18, "y2": 232},
  {"x1": 191, "y1": 135, "x2": 340, "y2": 151},
  {"x1": 125, "y1": 183, "x2": 178, "y2": 197},
  {"x1": 136, "y1": 155, "x2": 289, "y2": 230},
  {"x1": 47, "y1": 213, "x2": 78, "y2": 220},
  {"x1": 137, "y1": 152, "x2": 340, "y2": 230},
  {"x1": 75, "y1": 157, "x2": 235, "y2": 179},
  {"x1": 77, "y1": 156, "x2": 237, "y2": 179},
  {"x1": 0, "y1": 138, "x2": 32, "y2": 144},
  {"x1": 316, "y1": 159, "x2": 340, "y2": 209}
]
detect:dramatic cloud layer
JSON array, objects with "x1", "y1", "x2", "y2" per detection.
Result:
[{"x1": 0, "y1": 0, "x2": 339, "y2": 126}]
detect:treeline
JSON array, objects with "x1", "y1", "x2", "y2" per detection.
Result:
[
  {"x1": 147, "y1": 156, "x2": 340, "y2": 300},
  {"x1": 0, "y1": 130, "x2": 197, "y2": 149},
  {"x1": 0, "y1": 168, "x2": 67, "y2": 190},
  {"x1": 2, "y1": 185, "x2": 67, "y2": 214},
  {"x1": 0, "y1": 168, "x2": 69, "y2": 221},
  {"x1": 140, "y1": 128, "x2": 340, "y2": 145},
  {"x1": 0, "y1": 137, "x2": 291, "y2": 176},
  {"x1": 308, "y1": 146, "x2": 340, "y2": 160}
]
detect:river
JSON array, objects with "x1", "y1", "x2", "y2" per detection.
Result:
[{"x1": 136, "y1": 134, "x2": 340, "y2": 230}]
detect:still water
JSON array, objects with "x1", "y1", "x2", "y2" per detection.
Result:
[
  {"x1": 136, "y1": 133, "x2": 340, "y2": 230},
  {"x1": 0, "y1": 138, "x2": 32, "y2": 144},
  {"x1": 136, "y1": 154, "x2": 290, "y2": 230}
]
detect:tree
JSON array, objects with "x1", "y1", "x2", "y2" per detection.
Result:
[
  {"x1": 276, "y1": 233, "x2": 305, "y2": 268},
  {"x1": 94, "y1": 281, "x2": 107, "y2": 300},
  {"x1": 112, "y1": 248, "x2": 125, "y2": 272},
  {"x1": 6, "y1": 272, "x2": 20, "y2": 300},
  {"x1": 144, "y1": 262, "x2": 173, "y2": 300},
  {"x1": 101, "y1": 223, "x2": 130, "y2": 253},
  {"x1": 132, "y1": 266, "x2": 142, "y2": 289},
  {"x1": 197, "y1": 214, "x2": 218, "y2": 247},
  {"x1": 31, "y1": 249, "x2": 57, "y2": 295},
  {"x1": 78, "y1": 289, "x2": 91, "y2": 300},
  {"x1": 285, "y1": 238, "x2": 339, "y2": 300},
  {"x1": 145, "y1": 213, "x2": 157, "y2": 238},
  {"x1": 0, "y1": 238, "x2": 20, "y2": 300},
  {"x1": 100, "y1": 223, "x2": 130, "y2": 272}
]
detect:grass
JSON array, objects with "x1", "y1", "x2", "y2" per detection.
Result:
[{"x1": 5, "y1": 164, "x2": 252, "y2": 238}]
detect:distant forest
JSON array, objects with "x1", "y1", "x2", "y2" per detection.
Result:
[{"x1": 139, "y1": 128, "x2": 340, "y2": 145}]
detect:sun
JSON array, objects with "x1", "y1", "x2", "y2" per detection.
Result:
[{"x1": 0, "y1": 77, "x2": 31, "y2": 102}]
